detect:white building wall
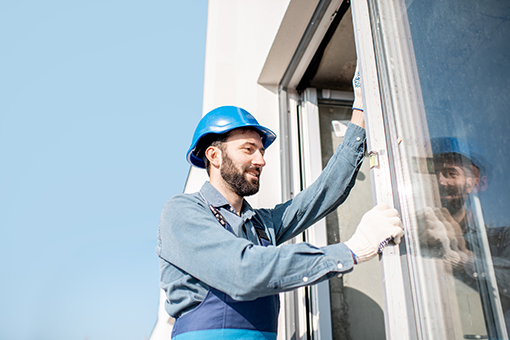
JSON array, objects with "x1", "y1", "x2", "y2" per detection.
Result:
[
  {"x1": 150, "y1": 290, "x2": 174, "y2": 340},
  {"x1": 202, "y1": 0, "x2": 289, "y2": 111},
  {"x1": 198, "y1": 0, "x2": 291, "y2": 209}
]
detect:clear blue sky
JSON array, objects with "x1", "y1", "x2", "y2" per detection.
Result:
[{"x1": 0, "y1": 1, "x2": 208, "y2": 339}]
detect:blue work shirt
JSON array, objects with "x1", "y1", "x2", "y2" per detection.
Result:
[{"x1": 156, "y1": 123, "x2": 366, "y2": 318}]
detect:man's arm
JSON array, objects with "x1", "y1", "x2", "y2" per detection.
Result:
[
  {"x1": 265, "y1": 122, "x2": 366, "y2": 244},
  {"x1": 157, "y1": 193, "x2": 357, "y2": 301},
  {"x1": 351, "y1": 65, "x2": 365, "y2": 129},
  {"x1": 268, "y1": 65, "x2": 367, "y2": 243}
]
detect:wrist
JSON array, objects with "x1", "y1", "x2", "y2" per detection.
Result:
[
  {"x1": 350, "y1": 109, "x2": 365, "y2": 129},
  {"x1": 345, "y1": 234, "x2": 377, "y2": 264},
  {"x1": 350, "y1": 250, "x2": 359, "y2": 265}
]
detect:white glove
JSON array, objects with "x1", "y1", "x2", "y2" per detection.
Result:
[
  {"x1": 419, "y1": 207, "x2": 473, "y2": 268},
  {"x1": 352, "y1": 63, "x2": 364, "y2": 112},
  {"x1": 345, "y1": 203, "x2": 404, "y2": 264}
]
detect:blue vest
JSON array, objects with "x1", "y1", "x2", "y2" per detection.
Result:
[
  {"x1": 171, "y1": 201, "x2": 280, "y2": 339},
  {"x1": 171, "y1": 287, "x2": 280, "y2": 339}
]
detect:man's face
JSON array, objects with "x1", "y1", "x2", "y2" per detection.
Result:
[
  {"x1": 434, "y1": 157, "x2": 477, "y2": 215},
  {"x1": 219, "y1": 129, "x2": 266, "y2": 197}
]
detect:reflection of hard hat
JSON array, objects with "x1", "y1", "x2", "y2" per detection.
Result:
[
  {"x1": 431, "y1": 137, "x2": 492, "y2": 188},
  {"x1": 187, "y1": 106, "x2": 277, "y2": 169}
]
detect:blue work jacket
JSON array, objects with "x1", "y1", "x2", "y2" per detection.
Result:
[{"x1": 156, "y1": 123, "x2": 366, "y2": 318}]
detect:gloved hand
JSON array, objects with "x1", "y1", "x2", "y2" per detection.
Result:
[
  {"x1": 419, "y1": 207, "x2": 473, "y2": 268},
  {"x1": 418, "y1": 207, "x2": 451, "y2": 253},
  {"x1": 352, "y1": 63, "x2": 363, "y2": 112},
  {"x1": 345, "y1": 203, "x2": 404, "y2": 264}
]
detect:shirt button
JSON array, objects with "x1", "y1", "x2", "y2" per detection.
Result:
[
  {"x1": 303, "y1": 277, "x2": 309, "y2": 283},
  {"x1": 337, "y1": 274, "x2": 343, "y2": 278},
  {"x1": 337, "y1": 263, "x2": 343, "y2": 270},
  {"x1": 356, "y1": 137, "x2": 361, "y2": 141}
]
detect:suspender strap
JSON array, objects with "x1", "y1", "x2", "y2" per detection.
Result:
[
  {"x1": 207, "y1": 204, "x2": 235, "y2": 234},
  {"x1": 254, "y1": 224, "x2": 271, "y2": 244}
]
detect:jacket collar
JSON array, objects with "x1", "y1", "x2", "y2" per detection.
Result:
[{"x1": 200, "y1": 181, "x2": 256, "y2": 221}]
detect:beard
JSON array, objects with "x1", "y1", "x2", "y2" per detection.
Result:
[
  {"x1": 439, "y1": 185, "x2": 467, "y2": 216},
  {"x1": 220, "y1": 150, "x2": 260, "y2": 197}
]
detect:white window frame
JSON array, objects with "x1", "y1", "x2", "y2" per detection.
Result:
[
  {"x1": 300, "y1": 87, "x2": 334, "y2": 340},
  {"x1": 350, "y1": 1, "x2": 414, "y2": 339}
]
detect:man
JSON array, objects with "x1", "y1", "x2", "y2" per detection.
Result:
[
  {"x1": 422, "y1": 137, "x2": 510, "y2": 335},
  {"x1": 432, "y1": 137, "x2": 488, "y2": 225},
  {"x1": 156, "y1": 73, "x2": 404, "y2": 339}
]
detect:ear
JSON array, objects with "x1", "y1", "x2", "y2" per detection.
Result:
[
  {"x1": 465, "y1": 175, "x2": 478, "y2": 195},
  {"x1": 205, "y1": 146, "x2": 222, "y2": 169}
]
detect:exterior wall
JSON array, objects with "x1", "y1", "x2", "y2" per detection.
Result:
[
  {"x1": 150, "y1": 291, "x2": 174, "y2": 340},
  {"x1": 197, "y1": 0, "x2": 292, "y2": 208}
]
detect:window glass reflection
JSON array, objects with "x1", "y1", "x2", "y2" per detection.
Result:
[{"x1": 406, "y1": 0, "x2": 510, "y2": 337}]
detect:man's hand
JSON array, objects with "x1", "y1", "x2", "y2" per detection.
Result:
[
  {"x1": 419, "y1": 207, "x2": 473, "y2": 268},
  {"x1": 352, "y1": 65, "x2": 363, "y2": 112},
  {"x1": 345, "y1": 203, "x2": 404, "y2": 264},
  {"x1": 419, "y1": 207, "x2": 451, "y2": 252},
  {"x1": 350, "y1": 63, "x2": 365, "y2": 128}
]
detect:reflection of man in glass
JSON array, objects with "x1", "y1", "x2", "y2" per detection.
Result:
[
  {"x1": 435, "y1": 154, "x2": 478, "y2": 221},
  {"x1": 426, "y1": 137, "x2": 510, "y2": 335}
]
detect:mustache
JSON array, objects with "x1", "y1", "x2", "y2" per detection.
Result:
[
  {"x1": 438, "y1": 185, "x2": 465, "y2": 198},
  {"x1": 439, "y1": 187, "x2": 457, "y2": 196},
  {"x1": 244, "y1": 165, "x2": 262, "y2": 176}
]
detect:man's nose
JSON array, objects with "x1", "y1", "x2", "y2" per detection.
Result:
[
  {"x1": 437, "y1": 172, "x2": 448, "y2": 186},
  {"x1": 252, "y1": 150, "x2": 266, "y2": 167}
]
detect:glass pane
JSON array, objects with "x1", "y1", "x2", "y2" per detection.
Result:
[
  {"x1": 368, "y1": 0, "x2": 510, "y2": 338},
  {"x1": 318, "y1": 102, "x2": 386, "y2": 340},
  {"x1": 408, "y1": 0, "x2": 510, "y2": 337}
]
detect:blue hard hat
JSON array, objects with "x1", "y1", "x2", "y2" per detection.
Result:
[
  {"x1": 431, "y1": 137, "x2": 492, "y2": 182},
  {"x1": 186, "y1": 106, "x2": 277, "y2": 169}
]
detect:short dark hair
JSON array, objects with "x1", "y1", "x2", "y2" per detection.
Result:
[{"x1": 196, "y1": 134, "x2": 228, "y2": 176}]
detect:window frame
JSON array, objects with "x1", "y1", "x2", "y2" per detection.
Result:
[
  {"x1": 352, "y1": 0, "x2": 509, "y2": 339},
  {"x1": 350, "y1": 1, "x2": 416, "y2": 339}
]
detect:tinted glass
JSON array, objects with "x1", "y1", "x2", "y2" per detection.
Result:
[
  {"x1": 368, "y1": 0, "x2": 510, "y2": 337},
  {"x1": 407, "y1": 0, "x2": 510, "y2": 337}
]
